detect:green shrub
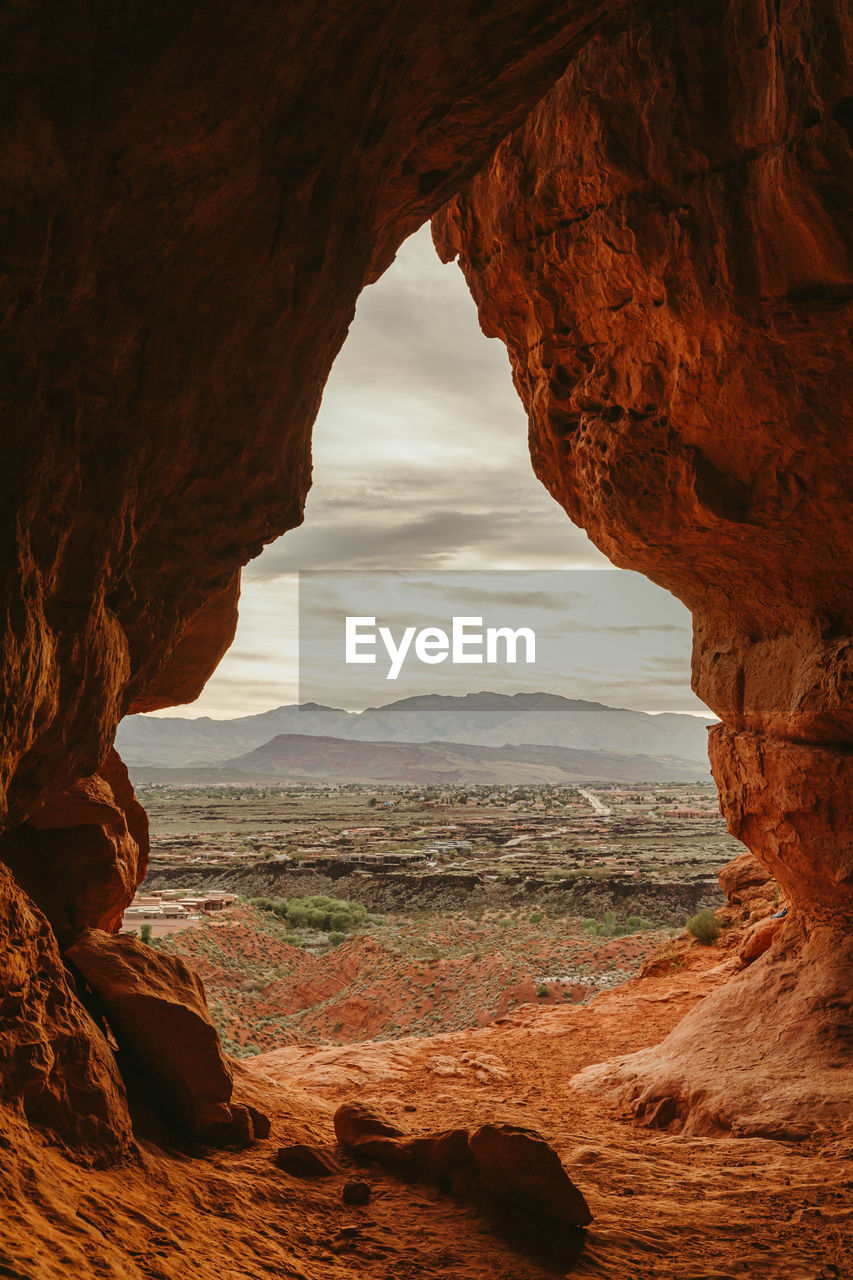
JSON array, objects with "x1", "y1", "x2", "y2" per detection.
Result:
[
  {"x1": 686, "y1": 907, "x2": 720, "y2": 945},
  {"x1": 328, "y1": 931, "x2": 347, "y2": 946},
  {"x1": 583, "y1": 915, "x2": 617, "y2": 938},
  {"x1": 625, "y1": 915, "x2": 653, "y2": 931},
  {"x1": 139, "y1": 923, "x2": 153, "y2": 945},
  {"x1": 536, "y1": 982, "x2": 550, "y2": 998},
  {"x1": 529, "y1": 912, "x2": 543, "y2": 924},
  {"x1": 254, "y1": 894, "x2": 367, "y2": 935}
]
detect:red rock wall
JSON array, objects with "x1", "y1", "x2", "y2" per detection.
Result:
[
  {"x1": 0, "y1": 0, "x2": 641, "y2": 1158},
  {"x1": 0, "y1": 0, "x2": 630, "y2": 831},
  {"x1": 0, "y1": 864, "x2": 133, "y2": 1159},
  {"x1": 434, "y1": 0, "x2": 853, "y2": 921},
  {"x1": 1, "y1": 0, "x2": 850, "y2": 1156},
  {"x1": 0, "y1": 749, "x2": 149, "y2": 942}
]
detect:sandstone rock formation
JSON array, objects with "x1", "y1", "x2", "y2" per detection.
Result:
[
  {"x1": 65, "y1": 929, "x2": 265, "y2": 1144},
  {"x1": 434, "y1": 0, "x2": 852, "y2": 1133},
  {"x1": 0, "y1": 750, "x2": 148, "y2": 944},
  {"x1": 5, "y1": 956, "x2": 849, "y2": 1280},
  {"x1": 0, "y1": 0, "x2": 643, "y2": 1158},
  {"x1": 0, "y1": 0, "x2": 850, "y2": 1171},
  {"x1": 0, "y1": 0, "x2": 632, "y2": 829},
  {"x1": 736, "y1": 912, "x2": 784, "y2": 964},
  {"x1": 574, "y1": 918, "x2": 853, "y2": 1141},
  {"x1": 716, "y1": 849, "x2": 778, "y2": 917},
  {"x1": 0, "y1": 866, "x2": 133, "y2": 1161}
]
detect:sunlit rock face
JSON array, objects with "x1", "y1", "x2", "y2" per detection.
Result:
[
  {"x1": 435, "y1": 0, "x2": 853, "y2": 1133},
  {"x1": 434, "y1": 0, "x2": 853, "y2": 921},
  {"x1": 0, "y1": 750, "x2": 149, "y2": 943}
]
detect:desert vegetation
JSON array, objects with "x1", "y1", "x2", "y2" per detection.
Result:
[
  {"x1": 685, "y1": 907, "x2": 722, "y2": 945},
  {"x1": 249, "y1": 893, "x2": 368, "y2": 936}
]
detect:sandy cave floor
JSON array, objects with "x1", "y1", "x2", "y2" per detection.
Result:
[{"x1": 2, "y1": 951, "x2": 851, "y2": 1280}]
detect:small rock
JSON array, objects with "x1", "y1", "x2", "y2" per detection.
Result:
[
  {"x1": 737, "y1": 915, "x2": 783, "y2": 965},
  {"x1": 342, "y1": 1178, "x2": 371, "y2": 1205},
  {"x1": 275, "y1": 1143, "x2": 340, "y2": 1178},
  {"x1": 246, "y1": 1104, "x2": 272, "y2": 1140},
  {"x1": 334, "y1": 1103, "x2": 403, "y2": 1148}
]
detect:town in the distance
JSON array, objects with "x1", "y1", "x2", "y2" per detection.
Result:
[{"x1": 115, "y1": 692, "x2": 743, "y2": 1058}]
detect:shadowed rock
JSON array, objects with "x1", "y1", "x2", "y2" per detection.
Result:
[
  {"x1": 0, "y1": 751, "x2": 149, "y2": 942},
  {"x1": 342, "y1": 1178, "x2": 372, "y2": 1205},
  {"x1": 64, "y1": 929, "x2": 266, "y2": 1144},
  {"x1": 334, "y1": 1102, "x2": 591, "y2": 1265},
  {"x1": 275, "y1": 1143, "x2": 341, "y2": 1178},
  {"x1": 0, "y1": 867, "x2": 133, "y2": 1162},
  {"x1": 0, "y1": 0, "x2": 637, "y2": 1161}
]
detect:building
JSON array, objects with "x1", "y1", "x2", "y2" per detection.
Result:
[{"x1": 120, "y1": 889, "x2": 238, "y2": 937}]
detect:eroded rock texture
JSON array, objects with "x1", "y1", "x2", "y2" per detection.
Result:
[
  {"x1": 0, "y1": 0, "x2": 630, "y2": 830},
  {"x1": 434, "y1": 0, "x2": 852, "y2": 1131},
  {"x1": 0, "y1": 0, "x2": 638, "y2": 1158},
  {"x1": 574, "y1": 916, "x2": 853, "y2": 1140},
  {"x1": 0, "y1": 750, "x2": 149, "y2": 943},
  {"x1": 1, "y1": 0, "x2": 850, "y2": 1163},
  {"x1": 334, "y1": 1103, "x2": 591, "y2": 1265},
  {"x1": 0, "y1": 865, "x2": 133, "y2": 1160},
  {"x1": 66, "y1": 929, "x2": 266, "y2": 1144}
]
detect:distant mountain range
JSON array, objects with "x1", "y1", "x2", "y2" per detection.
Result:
[
  {"x1": 117, "y1": 692, "x2": 714, "y2": 784},
  {"x1": 206, "y1": 733, "x2": 710, "y2": 785}
]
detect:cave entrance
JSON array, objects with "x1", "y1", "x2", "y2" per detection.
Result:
[{"x1": 119, "y1": 225, "x2": 736, "y2": 1058}]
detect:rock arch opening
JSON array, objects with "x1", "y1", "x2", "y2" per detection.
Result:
[{"x1": 0, "y1": 0, "x2": 851, "y2": 1271}]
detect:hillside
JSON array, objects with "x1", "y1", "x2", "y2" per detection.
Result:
[
  {"x1": 153, "y1": 903, "x2": 671, "y2": 1055},
  {"x1": 128, "y1": 731, "x2": 710, "y2": 785},
  {"x1": 117, "y1": 691, "x2": 713, "y2": 767}
]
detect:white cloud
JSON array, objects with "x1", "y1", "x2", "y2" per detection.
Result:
[{"x1": 151, "y1": 226, "x2": 703, "y2": 720}]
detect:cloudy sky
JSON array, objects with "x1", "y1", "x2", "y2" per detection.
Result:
[{"x1": 152, "y1": 226, "x2": 707, "y2": 719}]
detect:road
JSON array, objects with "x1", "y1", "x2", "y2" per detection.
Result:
[{"x1": 578, "y1": 788, "x2": 612, "y2": 817}]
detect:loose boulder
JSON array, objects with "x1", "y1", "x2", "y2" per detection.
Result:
[
  {"x1": 718, "y1": 851, "x2": 778, "y2": 914},
  {"x1": 333, "y1": 1102, "x2": 592, "y2": 1257},
  {"x1": 64, "y1": 928, "x2": 262, "y2": 1143},
  {"x1": 275, "y1": 1143, "x2": 341, "y2": 1178},
  {"x1": 334, "y1": 1102, "x2": 404, "y2": 1148},
  {"x1": 468, "y1": 1123, "x2": 592, "y2": 1227},
  {"x1": 737, "y1": 915, "x2": 784, "y2": 966}
]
